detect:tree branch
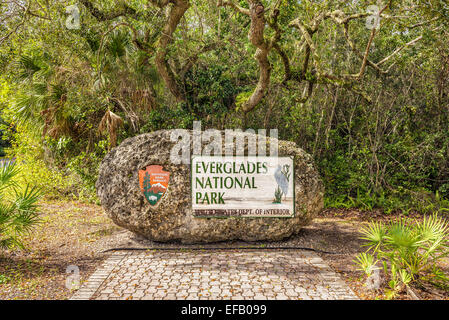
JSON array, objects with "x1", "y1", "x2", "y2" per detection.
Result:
[
  {"x1": 377, "y1": 35, "x2": 423, "y2": 65},
  {"x1": 79, "y1": 0, "x2": 137, "y2": 21},
  {"x1": 241, "y1": 0, "x2": 271, "y2": 113},
  {"x1": 273, "y1": 43, "x2": 291, "y2": 83},
  {"x1": 179, "y1": 41, "x2": 223, "y2": 78},
  {"x1": 153, "y1": 0, "x2": 190, "y2": 103},
  {"x1": 217, "y1": 0, "x2": 250, "y2": 16}
]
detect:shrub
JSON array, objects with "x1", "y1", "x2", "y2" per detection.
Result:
[
  {"x1": 0, "y1": 160, "x2": 42, "y2": 249},
  {"x1": 2, "y1": 123, "x2": 99, "y2": 201},
  {"x1": 5, "y1": 125, "x2": 74, "y2": 199},
  {"x1": 355, "y1": 214, "x2": 449, "y2": 299}
]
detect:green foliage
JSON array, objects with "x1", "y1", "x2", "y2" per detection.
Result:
[
  {"x1": 184, "y1": 65, "x2": 240, "y2": 126},
  {"x1": 1, "y1": 123, "x2": 99, "y2": 201},
  {"x1": 235, "y1": 91, "x2": 252, "y2": 112},
  {"x1": 0, "y1": 78, "x2": 12, "y2": 157},
  {"x1": 354, "y1": 215, "x2": 449, "y2": 298},
  {"x1": 313, "y1": 98, "x2": 449, "y2": 213},
  {"x1": 354, "y1": 252, "x2": 379, "y2": 276},
  {"x1": 5, "y1": 125, "x2": 73, "y2": 197},
  {"x1": 0, "y1": 160, "x2": 42, "y2": 250},
  {"x1": 66, "y1": 150, "x2": 106, "y2": 201},
  {"x1": 0, "y1": 274, "x2": 10, "y2": 284},
  {"x1": 0, "y1": 0, "x2": 448, "y2": 211},
  {"x1": 141, "y1": 103, "x2": 195, "y2": 132}
]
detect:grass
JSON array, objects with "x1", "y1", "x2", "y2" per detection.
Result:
[{"x1": 0, "y1": 199, "x2": 119, "y2": 300}]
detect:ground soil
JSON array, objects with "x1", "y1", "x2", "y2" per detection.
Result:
[{"x1": 0, "y1": 201, "x2": 447, "y2": 300}]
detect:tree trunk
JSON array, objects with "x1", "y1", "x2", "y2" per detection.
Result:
[
  {"x1": 242, "y1": 1, "x2": 271, "y2": 113},
  {"x1": 154, "y1": 0, "x2": 190, "y2": 103}
]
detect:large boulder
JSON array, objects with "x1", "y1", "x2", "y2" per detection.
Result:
[{"x1": 96, "y1": 130, "x2": 324, "y2": 243}]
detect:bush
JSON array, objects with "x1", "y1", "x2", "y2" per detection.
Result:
[
  {"x1": 355, "y1": 214, "x2": 449, "y2": 299},
  {"x1": 0, "y1": 160, "x2": 42, "y2": 249},
  {"x1": 2, "y1": 122, "x2": 99, "y2": 201},
  {"x1": 3, "y1": 124, "x2": 75, "y2": 198}
]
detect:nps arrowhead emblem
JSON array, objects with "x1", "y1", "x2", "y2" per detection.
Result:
[{"x1": 138, "y1": 165, "x2": 170, "y2": 206}]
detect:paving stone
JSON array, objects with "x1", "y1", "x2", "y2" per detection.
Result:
[{"x1": 72, "y1": 250, "x2": 358, "y2": 300}]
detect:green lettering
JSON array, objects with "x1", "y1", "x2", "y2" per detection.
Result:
[
  {"x1": 195, "y1": 192, "x2": 202, "y2": 204},
  {"x1": 218, "y1": 192, "x2": 224, "y2": 204},
  {"x1": 196, "y1": 177, "x2": 204, "y2": 188}
]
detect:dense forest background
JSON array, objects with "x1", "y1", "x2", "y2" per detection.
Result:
[{"x1": 0, "y1": 0, "x2": 448, "y2": 212}]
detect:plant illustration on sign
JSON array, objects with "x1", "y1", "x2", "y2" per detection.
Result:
[
  {"x1": 273, "y1": 164, "x2": 291, "y2": 204},
  {"x1": 139, "y1": 165, "x2": 170, "y2": 206}
]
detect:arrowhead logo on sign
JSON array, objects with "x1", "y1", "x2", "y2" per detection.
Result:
[{"x1": 139, "y1": 165, "x2": 170, "y2": 206}]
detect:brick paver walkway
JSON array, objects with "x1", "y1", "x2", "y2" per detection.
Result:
[{"x1": 70, "y1": 250, "x2": 358, "y2": 300}]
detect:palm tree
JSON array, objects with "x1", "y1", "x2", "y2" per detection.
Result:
[{"x1": 0, "y1": 160, "x2": 42, "y2": 249}]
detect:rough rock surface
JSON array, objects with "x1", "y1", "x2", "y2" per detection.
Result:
[{"x1": 96, "y1": 130, "x2": 324, "y2": 243}]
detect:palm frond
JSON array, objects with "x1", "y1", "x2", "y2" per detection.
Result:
[
  {"x1": 385, "y1": 218, "x2": 420, "y2": 250},
  {"x1": 354, "y1": 252, "x2": 378, "y2": 276},
  {"x1": 415, "y1": 214, "x2": 448, "y2": 244},
  {"x1": 106, "y1": 30, "x2": 131, "y2": 59},
  {"x1": 0, "y1": 160, "x2": 19, "y2": 193},
  {"x1": 17, "y1": 53, "x2": 43, "y2": 80},
  {"x1": 14, "y1": 184, "x2": 42, "y2": 213},
  {"x1": 356, "y1": 214, "x2": 449, "y2": 296},
  {"x1": 359, "y1": 221, "x2": 386, "y2": 249},
  {"x1": 0, "y1": 168, "x2": 42, "y2": 250},
  {"x1": 99, "y1": 110, "x2": 124, "y2": 148}
]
